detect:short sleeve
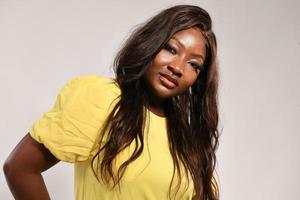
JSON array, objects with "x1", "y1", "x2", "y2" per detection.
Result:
[{"x1": 29, "y1": 75, "x2": 120, "y2": 163}]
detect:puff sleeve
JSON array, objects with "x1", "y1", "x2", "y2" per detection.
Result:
[{"x1": 29, "y1": 76, "x2": 119, "y2": 163}]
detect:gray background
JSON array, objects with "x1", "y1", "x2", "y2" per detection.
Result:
[{"x1": 1, "y1": 0, "x2": 299, "y2": 199}]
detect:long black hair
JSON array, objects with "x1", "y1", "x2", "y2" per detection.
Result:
[{"x1": 92, "y1": 5, "x2": 219, "y2": 200}]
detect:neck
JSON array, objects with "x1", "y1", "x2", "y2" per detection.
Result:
[
  {"x1": 142, "y1": 78, "x2": 166, "y2": 117},
  {"x1": 146, "y1": 103, "x2": 165, "y2": 117},
  {"x1": 145, "y1": 92, "x2": 165, "y2": 117}
]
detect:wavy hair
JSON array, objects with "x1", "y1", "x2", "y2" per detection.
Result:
[{"x1": 92, "y1": 5, "x2": 220, "y2": 200}]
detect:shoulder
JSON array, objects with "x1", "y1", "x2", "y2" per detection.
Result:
[
  {"x1": 29, "y1": 75, "x2": 119, "y2": 162},
  {"x1": 62, "y1": 75, "x2": 120, "y2": 97},
  {"x1": 77, "y1": 75, "x2": 114, "y2": 83},
  {"x1": 68, "y1": 75, "x2": 117, "y2": 88},
  {"x1": 61, "y1": 75, "x2": 120, "y2": 111}
]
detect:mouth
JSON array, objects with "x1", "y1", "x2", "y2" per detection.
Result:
[{"x1": 159, "y1": 72, "x2": 178, "y2": 89}]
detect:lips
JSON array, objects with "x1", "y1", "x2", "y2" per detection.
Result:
[{"x1": 159, "y1": 72, "x2": 178, "y2": 89}]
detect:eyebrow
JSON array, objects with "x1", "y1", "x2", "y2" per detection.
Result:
[{"x1": 171, "y1": 36, "x2": 205, "y2": 61}]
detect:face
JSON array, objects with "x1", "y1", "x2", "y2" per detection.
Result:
[{"x1": 144, "y1": 27, "x2": 206, "y2": 101}]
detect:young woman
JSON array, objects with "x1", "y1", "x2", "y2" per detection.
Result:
[{"x1": 4, "y1": 5, "x2": 220, "y2": 200}]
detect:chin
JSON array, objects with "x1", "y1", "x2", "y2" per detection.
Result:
[{"x1": 154, "y1": 87, "x2": 177, "y2": 99}]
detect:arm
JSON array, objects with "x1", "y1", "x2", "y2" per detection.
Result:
[{"x1": 3, "y1": 133, "x2": 60, "y2": 200}]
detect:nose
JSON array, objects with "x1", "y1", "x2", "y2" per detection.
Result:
[{"x1": 167, "y1": 60, "x2": 184, "y2": 77}]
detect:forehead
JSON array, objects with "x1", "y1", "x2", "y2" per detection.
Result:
[{"x1": 170, "y1": 28, "x2": 206, "y2": 57}]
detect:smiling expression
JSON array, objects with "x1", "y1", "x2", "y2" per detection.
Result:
[{"x1": 144, "y1": 27, "x2": 206, "y2": 101}]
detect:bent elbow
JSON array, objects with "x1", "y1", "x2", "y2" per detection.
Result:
[
  {"x1": 3, "y1": 156, "x2": 21, "y2": 182},
  {"x1": 3, "y1": 158, "x2": 13, "y2": 179}
]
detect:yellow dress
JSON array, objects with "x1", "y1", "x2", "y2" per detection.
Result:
[{"x1": 29, "y1": 75, "x2": 195, "y2": 200}]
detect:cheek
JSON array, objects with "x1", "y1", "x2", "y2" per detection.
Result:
[
  {"x1": 153, "y1": 51, "x2": 172, "y2": 67},
  {"x1": 186, "y1": 67, "x2": 200, "y2": 80},
  {"x1": 180, "y1": 73, "x2": 199, "y2": 90}
]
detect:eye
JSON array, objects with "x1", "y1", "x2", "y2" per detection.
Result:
[
  {"x1": 164, "y1": 43, "x2": 177, "y2": 55},
  {"x1": 189, "y1": 62, "x2": 203, "y2": 72}
]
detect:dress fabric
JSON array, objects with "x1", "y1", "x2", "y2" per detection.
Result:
[{"x1": 29, "y1": 75, "x2": 195, "y2": 200}]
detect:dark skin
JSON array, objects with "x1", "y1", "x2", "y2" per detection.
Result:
[
  {"x1": 3, "y1": 133, "x2": 59, "y2": 200},
  {"x1": 144, "y1": 28, "x2": 206, "y2": 116},
  {"x1": 3, "y1": 27, "x2": 206, "y2": 199}
]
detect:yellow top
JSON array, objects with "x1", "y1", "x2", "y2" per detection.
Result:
[{"x1": 29, "y1": 75, "x2": 195, "y2": 200}]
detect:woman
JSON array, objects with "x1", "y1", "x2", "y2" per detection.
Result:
[{"x1": 4, "y1": 5, "x2": 219, "y2": 200}]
